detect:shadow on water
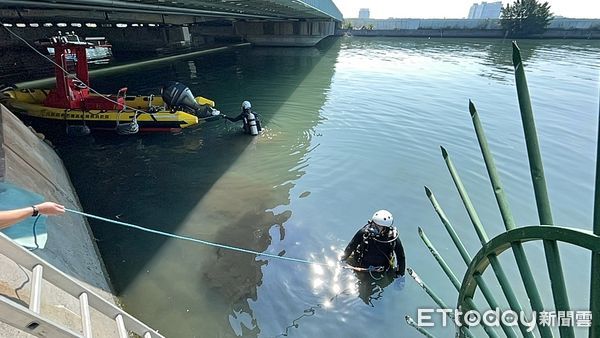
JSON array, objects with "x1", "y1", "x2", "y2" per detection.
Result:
[{"x1": 38, "y1": 37, "x2": 342, "y2": 336}]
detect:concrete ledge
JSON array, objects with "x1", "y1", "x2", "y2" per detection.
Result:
[
  {"x1": 342, "y1": 28, "x2": 505, "y2": 38},
  {"x1": 244, "y1": 35, "x2": 327, "y2": 46},
  {"x1": 235, "y1": 20, "x2": 335, "y2": 46},
  {"x1": 339, "y1": 28, "x2": 600, "y2": 39},
  {"x1": 0, "y1": 104, "x2": 4, "y2": 181},
  {"x1": 0, "y1": 104, "x2": 119, "y2": 337}
]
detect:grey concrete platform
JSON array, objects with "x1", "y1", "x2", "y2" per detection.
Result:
[{"x1": 1, "y1": 104, "x2": 120, "y2": 337}]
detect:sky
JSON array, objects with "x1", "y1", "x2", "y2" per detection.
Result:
[{"x1": 331, "y1": 0, "x2": 600, "y2": 19}]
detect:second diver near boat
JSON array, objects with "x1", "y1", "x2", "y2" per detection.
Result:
[
  {"x1": 222, "y1": 101, "x2": 262, "y2": 136},
  {"x1": 341, "y1": 210, "x2": 406, "y2": 277}
]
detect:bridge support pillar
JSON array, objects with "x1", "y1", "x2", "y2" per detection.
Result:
[
  {"x1": 233, "y1": 20, "x2": 336, "y2": 46},
  {"x1": 165, "y1": 26, "x2": 191, "y2": 48}
]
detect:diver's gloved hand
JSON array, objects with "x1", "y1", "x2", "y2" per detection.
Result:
[{"x1": 393, "y1": 275, "x2": 406, "y2": 290}]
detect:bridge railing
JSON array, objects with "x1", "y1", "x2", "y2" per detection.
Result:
[
  {"x1": 405, "y1": 42, "x2": 600, "y2": 338},
  {"x1": 297, "y1": 0, "x2": 343, "y2": 21}
]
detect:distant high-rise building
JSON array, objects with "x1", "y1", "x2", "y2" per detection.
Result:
[
  {"x1": 467, "y1": 1, "x2": 502, "y2": 19},
  {"x1": 468, "y1": 4, "x2": 478, "y2": 18},
  {"x1": 358, "y1": 8, "x2": 370, "y2": 19}
]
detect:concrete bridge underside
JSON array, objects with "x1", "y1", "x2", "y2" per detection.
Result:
[{"x1": 0, "y1": 0, "x2": 342, "y2": 47}]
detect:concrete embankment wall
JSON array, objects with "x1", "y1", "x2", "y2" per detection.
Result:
[
  {"x1": 0, "y1": 104, "x2": 119, "y2": 337},
  {"x1": 341, "y1": 28, "x2": 505, "y2": 38},
  {"x1": 339, "y1": 28, "x2": 600, "y2": 39},
  {"x1": 341, "y1": 18, "x2": 600, "y2": 39}
]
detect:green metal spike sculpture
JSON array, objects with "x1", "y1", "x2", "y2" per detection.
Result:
[
  {"x1": 406, "y1": 41, "x2": 600, "y2": 338},
  {"x1": 590, "y1": 85, "x2": 600, "y2": 338}
]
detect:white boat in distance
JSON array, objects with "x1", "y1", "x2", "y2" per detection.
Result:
[{"x1": 37, "y1": 32, "x2": 112, "y2": 64}]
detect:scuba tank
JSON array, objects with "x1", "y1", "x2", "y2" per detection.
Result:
[{"x1": 246, "y1": 111, "x2": 259, "y2": 136}]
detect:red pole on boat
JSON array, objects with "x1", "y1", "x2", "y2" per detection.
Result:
[
  {"x1": 74, "y1": 44, "x2": 89, "y2": 86},
  {"x1": 44, "y1": 35, "x2": 91, "y2": 109},
  {"x1": 51, "y1": 41, "x2": 70, "y2": 107}
]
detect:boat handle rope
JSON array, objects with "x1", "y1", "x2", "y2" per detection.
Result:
[{"x1": 65, "y1": 208, "x2": 331, "y2": 267}]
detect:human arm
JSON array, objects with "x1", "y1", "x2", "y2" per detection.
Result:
[
  {"x1": 223, "y1": 113, "x2": 243, "y2": 122},
  {"x1": 394, "y1": 237, "x2": 406, "y2": 276},
  {"x1": 0, "y1": 202, "x2": 65, "y2": 230}
]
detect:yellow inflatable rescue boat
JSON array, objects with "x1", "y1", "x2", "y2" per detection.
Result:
[{"x1": 0, "y1": 33, "x2": 221, "y2": 135}]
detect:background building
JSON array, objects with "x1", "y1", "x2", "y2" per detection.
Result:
[
  {"x1": 468, "y1": 2, "x2": 503, "y2": 19},
  {"x1": 358, "y1": 8, "x2": 370, "y2": 19}
]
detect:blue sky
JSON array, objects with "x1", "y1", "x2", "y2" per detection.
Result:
[{"x1": 332, "y1": 0, "x2": 600, "y2": 19}]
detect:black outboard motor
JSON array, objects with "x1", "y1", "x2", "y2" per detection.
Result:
[{"x1": 161, "y1": 81, "x2": 220, "y2": 118}]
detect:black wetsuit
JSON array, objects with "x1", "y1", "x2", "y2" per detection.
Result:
[
  {"x1": 224, "y1": 109, "x2": 262, "y2": 134},
  {"x1": 342, "y1": 223, "x2": 406, "y2": 276}
]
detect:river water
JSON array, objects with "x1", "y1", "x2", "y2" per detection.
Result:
[{"x1": 49, "y1": 37, "x2": 599, "y2": 337}]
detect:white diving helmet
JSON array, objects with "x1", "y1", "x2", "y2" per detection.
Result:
[
  {"x1": 371, "y1": 210, "x2": 394, "y2": 227},
  {"x1": 241, "y1": 100, "x2": 252, "y2": 110}
]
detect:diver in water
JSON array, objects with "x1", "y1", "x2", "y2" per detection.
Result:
[
  {"x1": 341, "y1": 210, "x2": 406, "y2": 304},
  {"x1": 341, "y1": 210, "x2": 405, "y2": 277},
  {"x1": 222, "y1": 101, "x2": 262, "y2": 136}
]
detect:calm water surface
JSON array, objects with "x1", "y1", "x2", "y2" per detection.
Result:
[{"x1": 51, "y1": 37, "x2": 599, "y2": 337}]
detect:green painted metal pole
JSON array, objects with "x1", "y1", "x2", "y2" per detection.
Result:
[
  {"x1": 418, "y1": 227, "x2": 460, "y2": 291},
  {"x1": 469, "y1": 101, "x2": 552, "y2": 338},
  {"x1": 468, "y1": 101, "x2": 516, "y2": 230},
  {"x1": 419, "y1": 228, "x2": 500, "y2": 338},
  {"x1": 512, "y1": 42, "x2": 574, "y2": 338},
  {"x1": 425, "y1": 187, "x2": 517, "y2": 338},
  {"x1": 408, "y1": 268, "x2": 454, "y2": 312},
  {"x1": 442, "y1": 147, "x2": 533, "y2": 338},
  {"x1": 408, "y1": 268, "x2": 476, "y2": 338},
  {"x1": 405, "y1": 316, "x2": 438, "y2": 338},
  {"x1": 425, "y1": 187, "x2": 473, "y2": 264},
  {"x1": 512, "y1": 41, "x2": 553, "y2": 225},
  {"x1": 471, "y1": 274, "x2": 518, "y2": 338},
  {"x1": 419, "y1": 227, "x2": 461, "y2": 290},
  {"x1": 590, "y1": 90, "x2": 600, "y2": 338}
]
